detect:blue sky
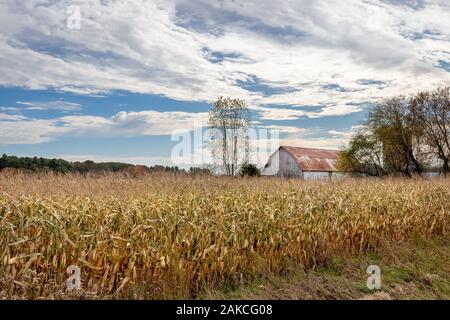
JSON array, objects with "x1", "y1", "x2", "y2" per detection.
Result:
[{"x1": 0, "y1": 0, "x2": 449, "y2": 167}]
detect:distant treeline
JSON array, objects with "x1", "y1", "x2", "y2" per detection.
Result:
[{"x1": 0, "y1": 154, "x2": 210, "y2": 175}]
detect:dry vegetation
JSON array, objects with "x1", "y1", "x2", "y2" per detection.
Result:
[
  {"x1": 204, "y1": 236, "x2": 450, "y2": 300},
  {"x1": 0, "y1": 171, "x2": 448, "y2": 299}
]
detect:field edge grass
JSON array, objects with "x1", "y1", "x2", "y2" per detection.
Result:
[{"x1": 200, "y1": 235, "x2": 450, "y2": 300}]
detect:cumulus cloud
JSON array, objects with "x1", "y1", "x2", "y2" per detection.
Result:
[
  {"x1": 0, "y1": 0, "x2": 448, "y2": 160},
  {"x1": 0, "y1": 109, "x2": 208, "y2": 144},
  {"x1": 0, "y1": 116, "x2": 68, "y2": 144},
  {"x1": 0, "y1": 0, "x2": 448, "y2": 121}
]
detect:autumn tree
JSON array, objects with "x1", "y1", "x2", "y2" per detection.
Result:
[
  {"x1": 208, "y1": 97, "x2": 251, "y2": 176},
  {"x1": 338, "y1": 132, "x2": 385, "y2": 176},
  {"x1": 411, "y1": 87, "x2": 450, "y2": 174},
  {"x1": 367, "y1": 96, "x2": 422, "y2": 176},
  {"x1": 341, "y1": 88, "x2": 450, "y2": 177}
]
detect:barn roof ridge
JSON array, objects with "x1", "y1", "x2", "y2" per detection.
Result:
[{"x1": 279, "y1": 145, "x2": 339, "y2": 152}]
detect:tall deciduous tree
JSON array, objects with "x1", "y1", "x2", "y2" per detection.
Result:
[
  {"x1": 411, "y1": 87, "x2": 450, "y2": 175},
  {"x1": 367, "y1": 97, "x2": 422, "y2": 176},
  {"x1": 208, "y1": 97, "x2": 251, "y2": 176},
  {"x1": 338, "y1": 132, "x2": 385, "y2": 176},
  {"x1": 341, "y1": 87, "x2": 449, "y2": 177}
]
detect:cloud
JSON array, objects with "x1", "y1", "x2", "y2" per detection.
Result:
[
  {"x1": 0, "y1": 113, "x2": 27, "y2": 121},
  {"x1": 308, "y1": 104, "x2": 365, "y2": 118},
  {"x1": 251, "y1": 102, "x2": 365, "y2": 121},
  {"x1": 328, "y1": 126, "x2": 363, "y2": 140},
  {"x1": 252, "y1": 105, "x2": 308, "y2": 120},
  {"x1": 264, "y1": 124, "x2": 362, "y2": 152},
  {"x1": 263, "y1": 125, "x2": 314, "y2": 135},
  {"x1": 15, "y1": 100, "x2": 82, "y2": 111},
  {"x1": 44, "y1": 124, "x2": 361, "y2": 167},
  {"x1": 0, "y1": 116, "x2": 68, "y2": 144},
  {"x1": 0, "y1": 109, "x2": 208, "y2": 144},
  {"x1": 0, "y1": 0, "x2": 448, "y2": 122}
]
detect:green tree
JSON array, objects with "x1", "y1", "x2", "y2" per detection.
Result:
[
  {"x1": 240, "y1": 163, "x2": 261, "y2": 177},
  {"x1": 339, "y1": 132, "x2": 385, "y2": 176}
]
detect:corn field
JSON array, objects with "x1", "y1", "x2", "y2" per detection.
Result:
[{"x1": 0, "y1": 171, "x2": 449, "y2": 299}]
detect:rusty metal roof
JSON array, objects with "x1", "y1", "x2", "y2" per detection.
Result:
[{"x1": 281, "y1": 146, "x2": 341, "y2": 172}]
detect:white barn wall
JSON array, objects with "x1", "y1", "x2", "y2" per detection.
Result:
[
  {"x1": 303, "y1": 171, "x2": 329, "y2": 180},
  {"x1": 262, "y1": 148, "x2": 303, "y2": 178},
  {"x1": 261, "y1": 149, "x2": 280, "y2": 176},
  {"x1": 303, "y1": 171, "x2": 346, "y2": 180}
]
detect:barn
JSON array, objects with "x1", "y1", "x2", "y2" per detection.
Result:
[{"x1": 261, "y1": 146, "x2": 345, "y2": 179}]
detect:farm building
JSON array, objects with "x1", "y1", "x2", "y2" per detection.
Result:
[{"x1": 261, "y1": 146, "x2": 345, "y2": 179}]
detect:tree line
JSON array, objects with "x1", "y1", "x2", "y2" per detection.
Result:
[
  {"x1": 339, "y1": 87, "x2": 449, "y2": 176},
  {"x1": 0, "y1": 154, "x2": 211, "y2": 175}
]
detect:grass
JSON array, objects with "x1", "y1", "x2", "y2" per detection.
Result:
[
  {"x1": 203, "y1": 236, "x2": 450, "y2": 300},
  {"x1": 0, "y1": 171, "x2": 448, "y2": 299}
]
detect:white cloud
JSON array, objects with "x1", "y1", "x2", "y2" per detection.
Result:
[
  {"x1": 0, "y1": 0, "x2": 448, "y2": 122},
  {"x1": 263, "y1": 125, "x2": 313, "y2": 135},
  {"x1": 263, "y1": 124, "x2": 361, "y2": 152},
  {"x1": 279, "y1": 126, "x2": 361, "y2": 151},
  {"x1": 251, "y1": 105, "x2": 308, "y2": 120},
  {"x1": 308, "y1": 104, "x2": 364, "y2": 118},
  {"x1": 0, "y1": 109, "x2": 207, "y2": 144},
  {"x1": 0, "y1": 113, "x2": 27, "y2": 121},
  {"x1": 0, "y1": 116, "x2": 68, "y2": 144},
  {"x1": 328, "y1": 126, "x2": 363, "y2": 141},
  {"x1": 15, "y1": 100, "x2": 81, "y2": 111}
]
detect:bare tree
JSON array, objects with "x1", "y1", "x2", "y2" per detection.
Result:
[
  {"x1": 411, "y1": 87, "x2": 450, "y2": 174},
  {"x1": 208, "y1": 97, "x2": 251, "y2": 176}
]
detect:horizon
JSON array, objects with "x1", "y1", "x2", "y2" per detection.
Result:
[{"x1": 0, "y1": 1, "x2": 449, "y2": 168}]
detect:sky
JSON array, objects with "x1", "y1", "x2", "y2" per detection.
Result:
[{"x1": 0, "y1": 0, "x2": 449, "y2": 167}]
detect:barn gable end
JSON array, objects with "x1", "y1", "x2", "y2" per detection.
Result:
[{"x1": 262, "y1": 147, "x2": 303, "y2": 177}]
